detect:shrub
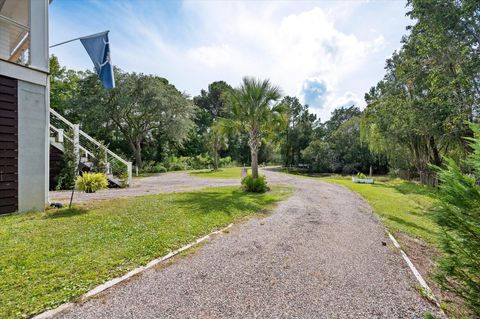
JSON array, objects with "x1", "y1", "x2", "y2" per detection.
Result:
[
  {"x1": 241, "y1": 175, "x2": 269, "y2": 193},
  {"x1": 164, "y1": 156, "x2": 188, "y2": 171},
  {"x1": 192, "y1": 154, "x2": 213, "y2": 169},
  {"x1": 219, "y1": 156, "x2": 235, "y2": 168},
  {"x1": 140, "y1": 160, "x2": 157, "y2": 173},
  {"x1": 140, "y1": 161, "x2": 167, "y2": 173},
  {"x1": 153, "y1": 164, "x2": 167, "y2": 173},
  {"x1": 434, "y1": 124, "x2": 480, "y2": 316},
  {"x1": 76, "y1": 172, "x2": 108, "y2": 193},
  {"x1": 168, "y1": 162, "x2": 187, "y2": 171}
]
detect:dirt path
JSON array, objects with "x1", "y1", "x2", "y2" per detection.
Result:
[
  {"x1": 49, "y1": 171, "x2": 240, "y2": 204},
  {"x1": 54, "y1": 168, "x2": 441, "y2": 318}
]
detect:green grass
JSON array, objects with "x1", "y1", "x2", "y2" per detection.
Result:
[
  {"x1": 190, "y1": 167, "x2": 250, "y2": 179},
  {"x1": 0, "y1": 186, "x2": 291, "y2": 318}
]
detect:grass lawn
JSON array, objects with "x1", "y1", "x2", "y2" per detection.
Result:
[
  {"x1": 190, "y1": 167, "x2": 250, "y2": 179},
  {"x1": 0, "y1": 186, "x2": 291, "y2": 318}
]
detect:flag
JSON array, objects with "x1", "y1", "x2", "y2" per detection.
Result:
[{"x1": 80, "y1": 31, "x2": 115, "y2": 89}]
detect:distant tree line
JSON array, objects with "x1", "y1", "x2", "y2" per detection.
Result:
[{"x1": 50, "y1": 57, "x2": 385, "y2": 176}]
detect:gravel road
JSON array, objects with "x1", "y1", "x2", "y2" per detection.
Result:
[
  {"x1": 49, "y1": 171, "x2": 240, "y2": 204},
  {"x1": 54, "y1": 168, "x2": 441, "y2": 318}
]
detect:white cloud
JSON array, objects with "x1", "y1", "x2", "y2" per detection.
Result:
[
  {"x1": 187, "y1": 45, "x2": 232, "y2": 68},
  {"x1": 50, "y1": 0, "x2": 406, "y2": 120},
  {"x1": 330, "y1": 91, "x2": 362, "y2": 109}
]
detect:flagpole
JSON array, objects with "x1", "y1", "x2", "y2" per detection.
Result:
[{"x1": 49, "y1": 30, "x2": 109, "y2": 48}]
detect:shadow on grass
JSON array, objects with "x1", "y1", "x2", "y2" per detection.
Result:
[
  {"x1": 44, "y1": 207, "x2": 88, "y2": 219},
  {"x1": 389, "y1": 181, "x2": 437, "y2": 197},
  {"x1": 387, "y1": 215, "x2": 438, "y2": 236},
  {"x1": 171, "y1": 189, "x2": 276, "y2": 217},
  {"x1": 190, "y1": 169, "x2": 222, "y2": 176}
]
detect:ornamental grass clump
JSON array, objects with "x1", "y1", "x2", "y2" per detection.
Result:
[
  {"x1": 76, "y1": 172, "x2": 109, "y2": 193},
  {"x1": 241, "y1": 175, "x2": 269, "y2": 193}
]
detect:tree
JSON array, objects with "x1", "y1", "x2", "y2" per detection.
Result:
[
  {"x1": 69, "y1": 70, "x2": 196, "y2": 168},
  {"x1": 205, "y1": 123, "x2": 227, "y2": 170},
  {"x1": 279, "y1": 96, "x2": 317, "y2": 166},
  {"x1": 229, "y1": 77, "x2": 282, "y2": 178},
  {"x1": 301, "y1": 106, "x2": 383, "y2": 174},
  {"x1": 194, "y1": 81, "x2": 233, "y2": 125},
  {"x1": 49, "y1": 55, "x2": 80, "y2": 114},
  {"x1": 328, "y1": 116, "x2": 376, "y2": 174},
  {"x1": 302, "y1": 140, "x2": 331, "y2": 172},
  {"x1": 322, "y1": 105, "x2": 361, "y2": 137},
  {"x1": 182, "y1": 81, "x2": 234, "y2": 158}
]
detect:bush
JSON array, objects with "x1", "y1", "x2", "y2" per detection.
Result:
[
  {"x1": 168, "y1": 162, "x2": 187, "y2": 171},
  {"x1": 164, "y1": 156, "x2": 188, "y2": 171},
  {"x1": 434, "y1": 124, "x2": 480, "y2": 316},
  {"x1": 76, "y1": 172, "x2": 108, "y2": 193},
  {"x1": 141, "y1": 161, "x2": 167, "y2": 173},
  {"x1": 219, "y1": 156, "x2": 235, "y2": 168},
  {"x1": 185, "y1": 154, "x2": 212, "y2": 169},
  {"x1": 162, "y1": 155, "x2": 216, "y2": 171},
  {"x1": 153, "y1": 164, "x2": 167, "y2": 173},
  {"x1": 241, "y1": 175, "x2": 269, "y2": 193}
]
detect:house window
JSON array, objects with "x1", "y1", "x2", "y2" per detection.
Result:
[{"x1": 0, "y1": 0, "x2": 30, "y2": 65}]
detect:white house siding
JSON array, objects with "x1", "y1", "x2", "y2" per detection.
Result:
[{"x1": 17, "y1": 80, "x2": 48, "y2": 212}]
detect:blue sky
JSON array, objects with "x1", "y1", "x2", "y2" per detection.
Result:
[{"x1": 49, "y1": 0, "x2": 411, "y2": 121}]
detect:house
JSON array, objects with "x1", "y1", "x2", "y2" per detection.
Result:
[{"x1": 0, "y1": 0, "x2": 50, "y2": 214}]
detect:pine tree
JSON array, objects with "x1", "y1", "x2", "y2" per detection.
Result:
[{"x1": 435, "y1": 124, "x2": 480, "y2": 316}]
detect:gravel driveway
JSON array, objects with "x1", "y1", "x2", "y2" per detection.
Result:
[
  {"x1": 49, "y1": 171, "x2": 240, "y2": 204},
  {"x1": 54, "y1": 168, "x2": 441, "y2": 318}
]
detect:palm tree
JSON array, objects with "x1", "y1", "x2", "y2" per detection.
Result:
[
  {"x1": 230, "y1": 77, "x2": 282, "y2": 178},
  {"x1": 205, "y1": 122, "x2": 227, "y2": 170}
]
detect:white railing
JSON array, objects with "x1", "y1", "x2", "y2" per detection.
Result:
[{"x1": 49, "y1": 108, "x2": 132, "y2": 186}]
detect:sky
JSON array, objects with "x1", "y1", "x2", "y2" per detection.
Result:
[{"x1": 49, "y1": 0, "x2": 411, "y2": 121}]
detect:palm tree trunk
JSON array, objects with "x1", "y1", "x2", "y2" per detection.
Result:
[{"x1": 251, "y1": 147, "x2": 259, "y2": 178}]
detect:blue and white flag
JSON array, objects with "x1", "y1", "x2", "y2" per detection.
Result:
[{"x1": 80, "y1": 31, "x2": 115, "y2": 89}]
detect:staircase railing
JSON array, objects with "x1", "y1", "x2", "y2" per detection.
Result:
[{"x1": 49, "y1": 108, "x2": 132, "y2": 187}]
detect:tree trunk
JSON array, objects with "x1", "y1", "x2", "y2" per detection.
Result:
[
  {"x1": 429, "y1": 136, "x2": 442, "y2": 166},
  {"x1": 134, "y1": 141, "x2": 143, "y2": 169},
  {"x1": 251, "y1": 147, "x2": 259, "y2": 178}
]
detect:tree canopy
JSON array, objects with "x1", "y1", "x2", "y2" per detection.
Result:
[{"x1": 361, "y1": 0, "x2": 479, "y2": 183}]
